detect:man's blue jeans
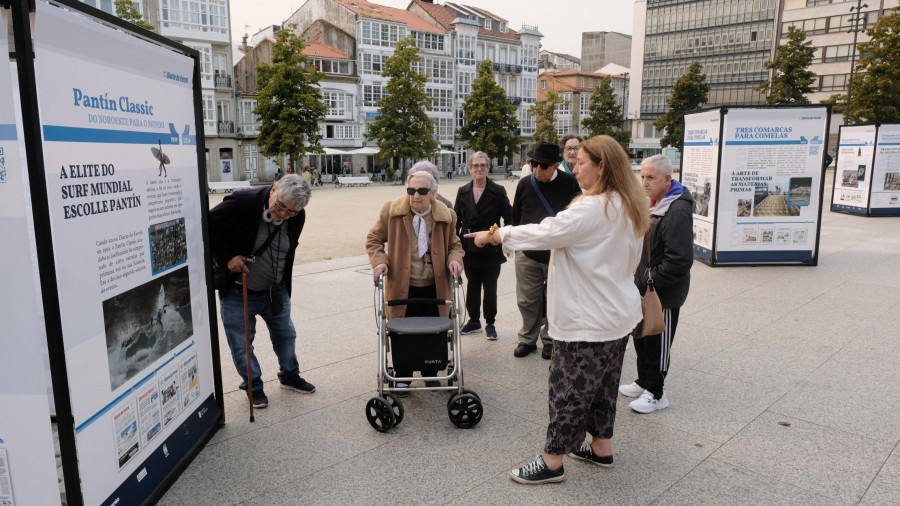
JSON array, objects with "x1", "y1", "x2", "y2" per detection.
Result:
[{"x1": 219, "y1": 283, "x2": 299, "y2": 392}]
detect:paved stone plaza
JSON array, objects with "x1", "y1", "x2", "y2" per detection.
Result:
[{"x1": 160, "y1": 174, "x2": 900, "y2": 505}]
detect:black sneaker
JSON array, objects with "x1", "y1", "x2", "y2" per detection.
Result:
[
  {"x1": 509, "y1": 454, "x2": 565, "y2": 485},
  {"x1": 541, "y1": 346, "x2": 552, "y2": 360},
  {"x1": 280, "y1": 376, "x2": 316, "y2": 394},
  {"x1": 568, "y1": 443, "x2": 614, "y2": 468},
  {"x1": 248, "y1": 389, "x2": 268, "y2": 409},
  {"x1": 460, "y1": 320, "x2": 482, "y2": 334},
  {"x1": 513, "y1": 343, "x2": 537, "y2": 358}
]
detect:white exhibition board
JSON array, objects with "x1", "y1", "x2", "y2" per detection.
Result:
[
  {"x1": 32, "y1": 1, "x2": 217, "y2": 504},
  {"x1": 0, "y1": 8, "x2": 62, "y2": 506},
  {"x1": 681, "y1": 110, "x2": 721, "y2": 262},
  {"x1": 832, "y1": 125, "x2": 876, "y2": 214},
  {"x1": 715, "y1": 107, "x2": 828, "y2": 264},
  {"x1": 870, "y1": 124, "x2": 900, "y2": 215}
]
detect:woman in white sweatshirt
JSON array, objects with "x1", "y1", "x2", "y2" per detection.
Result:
[{"x1": 467, "y1": 135, "x2": 650, "y2": 485}]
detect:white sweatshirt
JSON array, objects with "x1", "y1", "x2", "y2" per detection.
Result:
[{"x1": 500, "y1": 193, "x2": 643, "y2": 342}]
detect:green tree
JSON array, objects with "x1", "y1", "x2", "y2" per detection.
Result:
[
  {"x1": 367, "y1": 36, "x2": 438, "y2": 178},
  {"x1": 254, "y1": 26, "x2": 327, "y2": 169},
  {"x1": 654, "y1": 61, "x2": 710, "y2": 152},
  {"x1": 457, "y1": 60, "x2": 520, "y2": 163},
  {"x1": 581, "y1": 76, "x2": 630, "y2": 143},
  {"x1": 529, "y1": 91, "x2": 565, "y2": 144},
  {"x1": 820, "y1": 93, "x2": 847, "y2": 123},
  {"x1": 847, "y1": 10, "x2": 900, "y2": 124},
  {"x1": 115, "y1": 0, "x2": 155, "y2": 31},
  {"x1": 755, "y1": 26, "x2": 816, "y2": 104}
]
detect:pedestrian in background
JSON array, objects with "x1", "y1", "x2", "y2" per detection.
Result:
[
  {"x1": 409, "y1": 160, "x2": 452, "y2": 208},
  {"x1": 454, "y1": 152, "x2": 512, "y2": 340}
]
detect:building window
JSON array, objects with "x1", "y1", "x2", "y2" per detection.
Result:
[
  {"x1": 540, "y1": 79, "x2": 547, "y2": 90},
  {"x1": 414, "y1": 31, "x2": 445, "y2": 52},
  {"x1": 239, "y1": 99, "x2": 259, "y2": 135},
  {"x1": 436, "y1": 117, "x2": 454, "y2": 143},
  {"x1": 243, "y1": 144, "x2": 258, "y2": 180},
  {"x1": 819, "y1": 74, "x2": 850, "y2": 92},
  {"x1": 360, "y1": 20, "x2": 406, "y2": 47},
  {"x1": 321, "y1": 91, "x2": 350, "y2": 119},
  {"x1": 457, "y1": 35, "x2": 475, "y2": 65},
  {"x1": 557, "y1": 93, "x2": 572, "y2": 116},
  {"x1": 201, "y1": 91, "x2": 216, "y2": 131},
  {"x1": 363, "y1": 85, "x2": 385, "y2": 107},
  {"x1": 160, "y1": 0, "x2": 229, "y2": 35},
  {"x1": 425, "y1": 88, "x2": 453, "y2": 113},
  {"x1": 579, "y1": 77, "x2": 585, "y2": 88},
  {"x1": 361, "y1": 53, "x2": 387, "y2": 75},
  {"x1": 822, "y1": 44, "x2": 853, "y2": 63},
  {"x1": 311, "y1": 59, "x2": 353, "y2": 75},
  {"x1": 483, "y1": 17, "x2": 491, "y2": 30},
  {"x1": 322, "y1": 124, "x2": 360, "y2": 140},
  {"x1": 185, "y1": 43, "x2": 213, "y2": 85},
  {"x1": 412, "y1": 58, "x2": 453, "y2": 85},
  {"x1": 458, "y1": 71, "x2": 474, "y2": 98}
]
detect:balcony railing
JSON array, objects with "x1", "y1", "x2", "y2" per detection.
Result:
[
  {"x1": 509, "y1": 64, "x2": 523, "y2": 74},
  {"x1": 217, "y1": 121, "x2": 234, "y2": 135},
  {"x1": 214, "y1": 74, "x2": 232, "y2": 89},
  {"x1": 507, "y1": 97, "x2": 522, "y2": 105}
]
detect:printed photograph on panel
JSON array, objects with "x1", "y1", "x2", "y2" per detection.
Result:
[
  {"x1": 842, "y1": 170, "x2": 859, "y2": 188},
  {"x1": 793, "y1": 227, "x2": 808, "y2": 244},
  {"x1": 787, "y1": 177, "x2": 812, "y2": 207},
  {"x1": 149, "y1": 217, "x2": 187, "y2": 275},
  {"x1": 736, "y1": 198, "x2": 752, "y2": 217},
  {"x1": 760, "y1": 227, "x2": 774, "y2": 244},
  {"x1": 884, "y1": 172, "x2": 900, "y2": 191},
  {"x1": 104, "y1": 266, "x2": 193, "y2": 390},
  {"x1": 691, "y1": 178, "x2": 711, "y2": 217},
  {"x1": 742, "y1": 227, "x2": 759, "y2": 245},
  {"x1": 857, "y1": 164, "x2": 866, "y2": 182},
  {"x1": 776, "y1": 226, "x2": 791, "y2": 244},
  {"x1": 752, "y1": 181, "x2": 800, "y2": 216}
]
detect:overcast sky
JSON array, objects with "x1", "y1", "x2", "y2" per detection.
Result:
[{"x1": 229, "y1": 0, "x2": 635, "y2": 58}]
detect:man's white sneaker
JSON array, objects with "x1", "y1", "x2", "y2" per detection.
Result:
[
  {"x1": 629, "y1": 391, "x2": 668, "y2": 413},
  {"x1": 618, "y1": 382, "x2": 645, "y2": 398}
]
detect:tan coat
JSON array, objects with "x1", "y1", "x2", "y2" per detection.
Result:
[{"x1": 366, "y1": 196, "x2": 464, "y2": 319}]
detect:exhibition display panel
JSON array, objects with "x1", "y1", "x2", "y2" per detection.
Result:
[
  {"x1": 683, "y1": 106, "x2": 830, "y2": 266},
  {"x1": 3, "y1": 0, "x2": 224, "y2": 504},
  {"x1": 831, "y1": 123, "x2": 900, "y2": 217}
]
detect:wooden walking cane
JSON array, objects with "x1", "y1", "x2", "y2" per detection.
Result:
[{"x1": 242, "y1": 271, "x2": 255, "y2": 423}]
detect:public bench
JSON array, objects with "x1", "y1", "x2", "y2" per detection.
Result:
[
  {"x1": 506, "y1": 170, "x2": 522, "y2": 179},
  {"x1": 208, "y1": 181, "x2": 251, "y2": 193},
  {"x1": 336, "y1": 176, "x2": 372, "y2": 187}
]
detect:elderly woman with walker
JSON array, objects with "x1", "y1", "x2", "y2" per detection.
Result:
[
  {"x1": 467, "y1": 135, "x2": 649, "y2": 484},
  {"x1": 366, "y1": 170, "x2": 464, "y2": 394}
]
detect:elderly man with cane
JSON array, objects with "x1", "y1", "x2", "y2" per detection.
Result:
[{"x1": 210, "y1": 174, "x2": 315, "y2": 410}]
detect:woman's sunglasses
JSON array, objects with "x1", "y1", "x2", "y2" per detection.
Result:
[{"x1": 406, "y1": 187, "x2": 430, "y2": 196}]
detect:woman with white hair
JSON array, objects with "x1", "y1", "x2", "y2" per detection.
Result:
[
  {"x1": 408, "y1": 160, "x2": 452, "y2": 208},
  {"x1": 366, "y1": 170, "x2": 464, "y2": 393}
]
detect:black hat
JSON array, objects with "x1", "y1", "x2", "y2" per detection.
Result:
[{"x1": 528, "y1": 142, "x2": 563, "y2": 164}]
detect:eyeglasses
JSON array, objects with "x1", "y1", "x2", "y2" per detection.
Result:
[
  {"x1": 406, "y1": 187, "x2": 431, "y2": 196},
  {"x1": 273, "y1": 199, "x2": 299, "y2": 216},
  {"x1": 530, "y1": 160, "x2": 554, "y2": 170},
  {"x1": 471, "y1": 163, "x2": 489, "y2": 168},
  {"x1": 564, "y1": 146, "x2": 581, "y2": 152}
]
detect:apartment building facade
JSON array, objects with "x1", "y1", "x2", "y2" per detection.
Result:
[
  {"x1": 779, "y1": 0, "x2": 899, "y2": 135},
  {"x1": 537, "y1": 71, "x2": 626, "y2": 138},
  {"x1": 629, "y1": 0, "x2": 778, "y2": 162},
  {"x1": 581, "y1": 31, "x2": 632, "y2": 71}
]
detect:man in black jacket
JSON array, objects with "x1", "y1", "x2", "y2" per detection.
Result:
[
  {"x1": 209, "y1": 175, "x2": 314, "y2": 409},
  {"x1": 620, "y1": 155, "x2": 693, "y2": 413},
  {"x1": 510, "y1": 142, "x2": 581, "y2": 359}
]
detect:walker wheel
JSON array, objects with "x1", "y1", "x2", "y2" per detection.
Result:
[
  {"x1": 365, "y1": 397, "x2": 396, "y2": 432},
  {"x1": 383, "y1": 393, "x2": 405, "y2": 426},
  {"x1": 447, "y1": 388, "x2": 480, "y2": 407},
  {"x1": 447, "y1": 393, "x2": 483, "y2": 428}
]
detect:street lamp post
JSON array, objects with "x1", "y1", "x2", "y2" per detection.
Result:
[{"x1": 845, "y1": 0, "x2": 869, "y2": 125}]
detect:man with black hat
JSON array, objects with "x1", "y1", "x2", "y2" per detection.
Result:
[{"x1": 510, "y1": 142, "x2": 582, "y2": 358}]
